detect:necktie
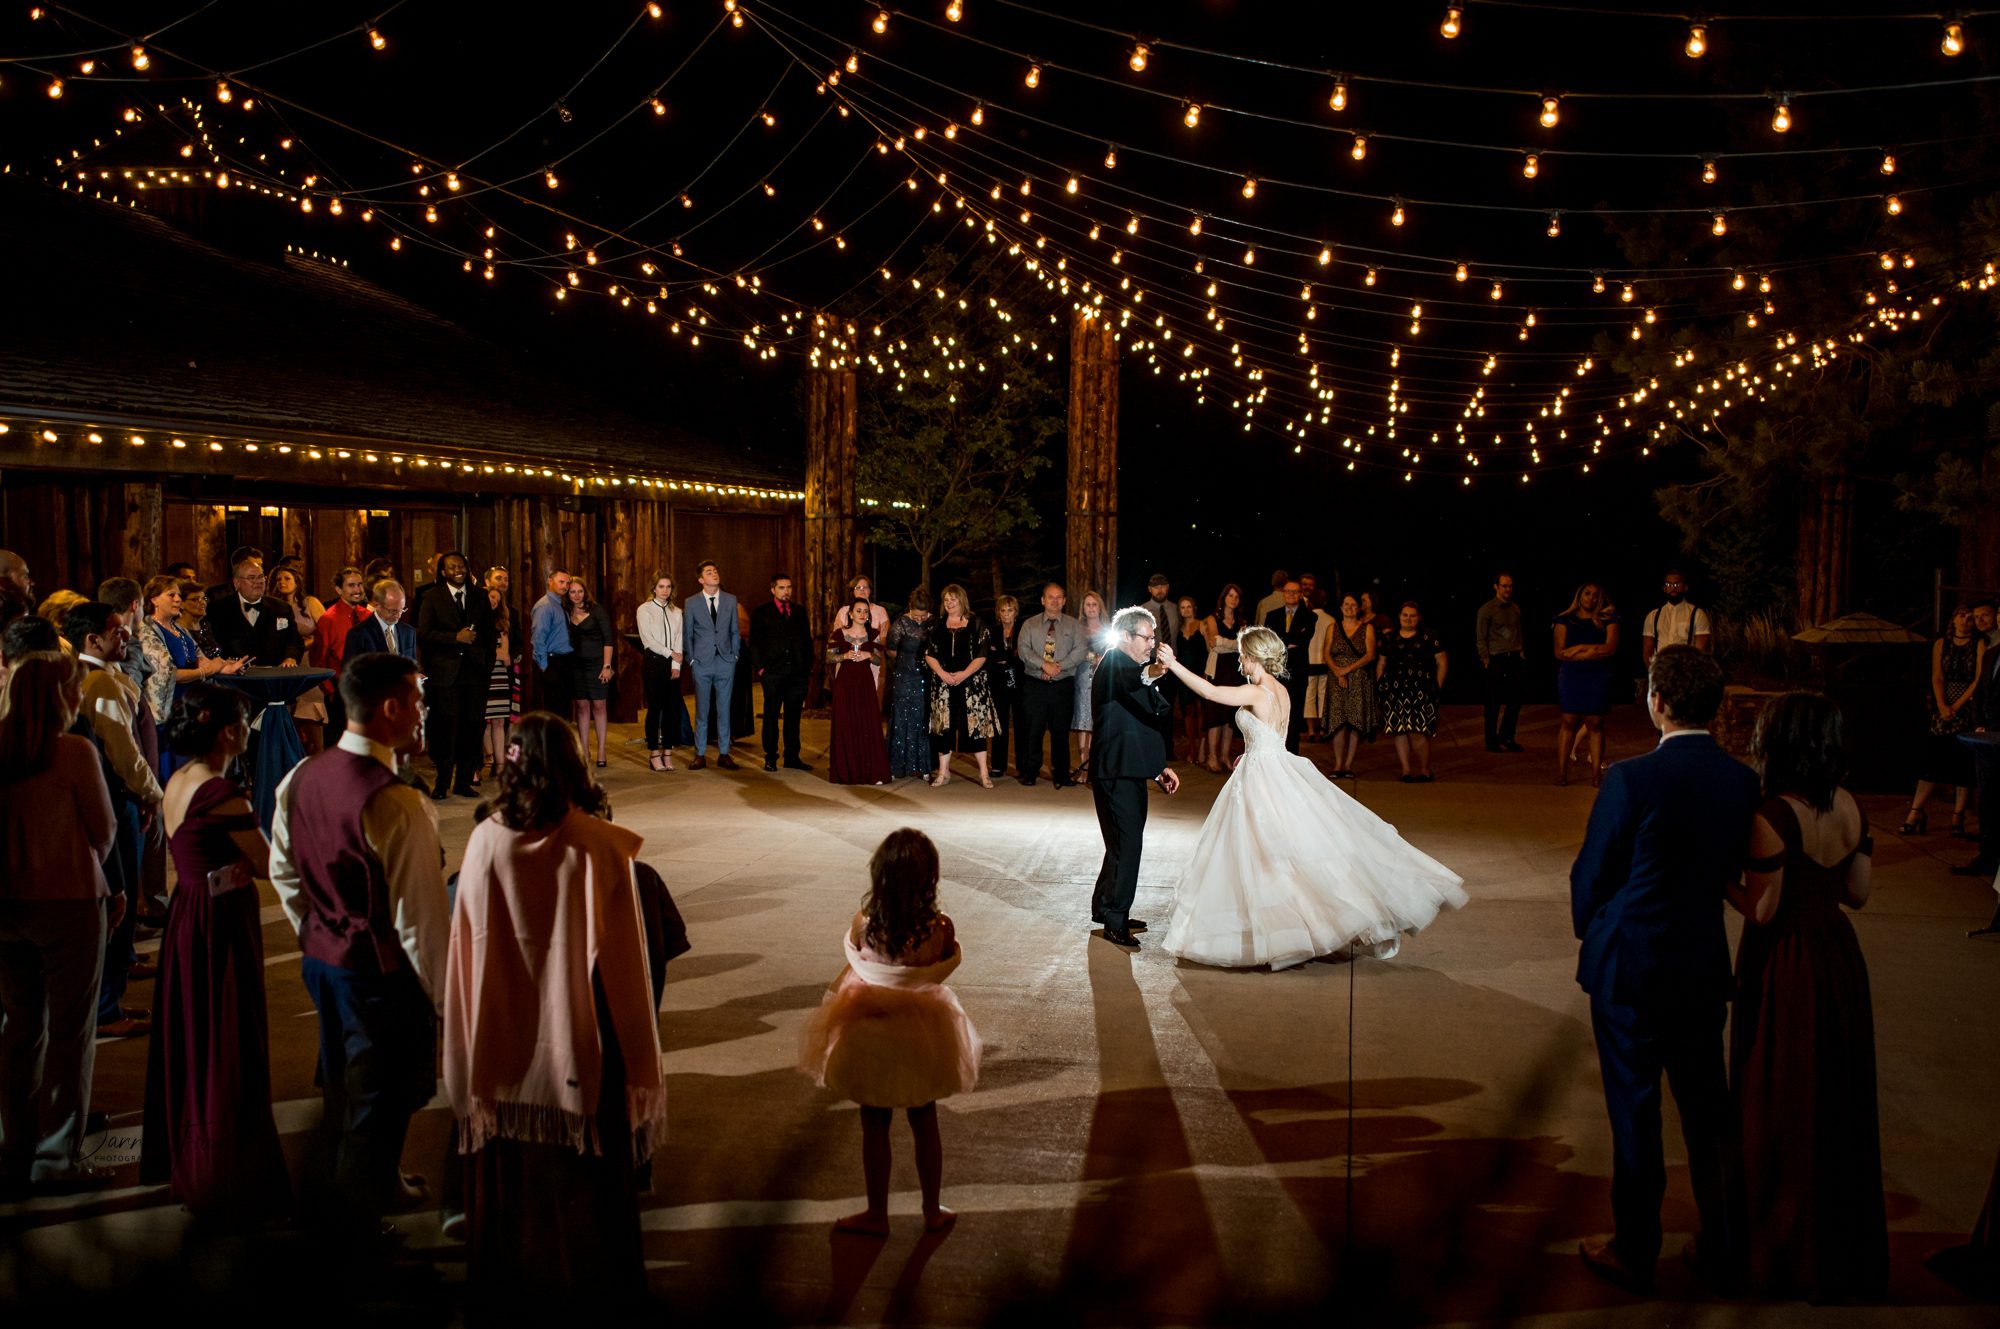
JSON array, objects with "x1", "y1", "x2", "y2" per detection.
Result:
[
  {"x1": 1043, "y1": 619, "x2": 1057, "y2": 664},
  {"x1": 708, "y1": 595, "x2": 718, "y2": 623},
  {"x1": 453, "y1": 588, "x2": 464, "y2": 611},
  {"x1": 243, "y1": 599, "x2": 260, "y2": 625},
  {"x1": 1285, "y1": 609, "x2": 1294, "y2": 632},
  {"x1": 780, "y1": 601, "x2": 789, "y2": 617}
]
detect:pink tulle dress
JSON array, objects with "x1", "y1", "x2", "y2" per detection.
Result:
[{"x1": 798, "y1": 913, "x2": 982, "y2": 1109}]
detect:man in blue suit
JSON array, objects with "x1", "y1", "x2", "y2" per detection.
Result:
[
  {"x1": 683, "y1": 559, "x2": 740, "y2": 770},
  {"x1": 1569, "y1": 644, "x2": 1756, "y2": 1293},
  {"x1": 342, "y1": 580, "x2": 419, "y2": 662}
]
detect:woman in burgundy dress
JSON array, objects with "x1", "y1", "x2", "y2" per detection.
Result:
[
  {"x1": 828, "y1": 596, "x2": 891, "y2": 785},
  {"x1": 1728, "y1": 693, "x2": 1887, "y2": 1300},
  {"x1": 141, "y1": 682, "x2": 289, "y2": 1225}
]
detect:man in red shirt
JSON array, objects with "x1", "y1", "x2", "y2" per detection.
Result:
[{"x1": 311, "y1": 566, "x2": 372, "y2": 733}]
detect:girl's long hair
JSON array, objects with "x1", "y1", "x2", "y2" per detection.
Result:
[
  {"x1": 0, "y1": 651, "x2": 85, "y2": 778},
  {"x1": 1559, "y1": 582, "x2": 1615, "y2": 626},
  {"x1": 494, "y1": 711, "x2": 610, "y2": 830},
  {"x1": 862, "y1": 828, "x2": 941, "y2": 959},
  {"x1": 1214, "y1": 583, "x2": 1245, "y2": 625}
]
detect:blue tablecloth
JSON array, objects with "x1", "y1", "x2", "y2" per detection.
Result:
[{"x1": 217, "y1": 667, "x2": 334, "y2": 832}]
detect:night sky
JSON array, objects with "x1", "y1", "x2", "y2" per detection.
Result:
[{"x1": 4, "y1": 2, "x2": 1987, "y2": 692}]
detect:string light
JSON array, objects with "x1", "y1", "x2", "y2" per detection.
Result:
[
  {"x1": 1350, "y1": 133, "x2": 1366, "y2": 160},
  {"x1": 1188, "y1": 215, "x2": 1202, "y2": 235},
  {"x1": 1539, "y1": 96, "x2": 1560, "y2": 128},
  {"x1": 971, "y1": 102, "x2": 985, "y2": 126},
  {"x1": 1364, "y1": 268, "x2": 1377, "y2": 285},
  {"x1": 1701, "y1": 159, "x2": 1717, "y2": 184},
  {"x1": 945, "y1": 0, "x2": 963, "y2": 21},
  {"x1": 1318, "y1": 246, "x2": 1333, "y2": 265},
  {"x1": 46, "y1": 77, "x2": 64, "y2": 99},
  {"x1": 1943, "y1": 17, "x2": 1967, "y2": 56},
  {"x1": 1440, "y1": 7, "x2": 1462, "y2": 39},
  {"x1": 130, "y1": 45, "x2": 148, "y2": 70},
  {"x1": 1183, "y1": 102, "x2": 1202, "y2": 128},
  {"x1": 1390, "y1": 199, "x2": 1406, "y2": 226},
  {"x1": 1880, "y1": 150, "x2": 1897, "y2": 175},
  {"x1": 1455, "y1": 263, "x2": 1468, "y2": 282},
  {"x1": 1771, "y1": 96, "x2": 1792, "y2": 133},
  {"x1": 1024, "y1": 63, "x2": 1040, "y2": 88},
  {"x1": 215, "y1": 79, "x2": 232, "y2": 103},
  {"x1": 1546, "y1": 211, "x2": 1561, "y2": 237},
  {"x1": 652, "y1": 98, "x2": 667, "y2": 115},
  {"x1": 1522, "y1": 152, "x2": 1539, "y2": 178},
  {"x1": 1685, "y1": 22, "x2": 1707, "y2": 58},
  {"x1": 1129, "y1": 42, "x2": 1150, "y2": 72},
  {"x1": 1328, "y1": 80, "x2": 1348, "y2": 112},
  {"x1": 872, "y1": 8, "x2": 888, "y2": 34},
  {"x1": 1592, "y1": 272, "x2": 1606, "y2": 294},
  {"x1": 1241, "y1": 176, "x2": 1257, "y2": 199},
  {"x1": 1712, "y1": 211, "x2": 1727, "y2": 235},
  {"x1": 369, "y1": 27, "x2": 386, "y2": 51},
  {"x1": 1103, "y1": 144, "x2": 1118, "y2": 168},
  {"x1": 1490, "y1": 281, "x2": 1503, "y2": 300},
  {"x1": 844, "y1": 51, "x2": 858, "y2": 73},
  {"x1": 545, "y1": 169, "x2": 559, "y2": 189},
  {"x1": 1885, "y1": 193, "x2": 1903, "y2": 215}
]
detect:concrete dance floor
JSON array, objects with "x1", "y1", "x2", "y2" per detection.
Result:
[{"x1": 3, "y1": 704, "x2": 1997, "y2": 1325}]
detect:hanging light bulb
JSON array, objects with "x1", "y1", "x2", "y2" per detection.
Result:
[
  {"x1": 1490, "y1": 280, "x2": 1503, "y2": 300},
  {"x1": 1539, "y1": 96, "x2": 1560, "y2": 128},
  {"x1": 1885, "y1": 193, "x2": 1902, "y2": 215},
  {"x1": 1771, "y1": 95, "x2": 1791, "y2": 132},
  {"x1": 1189, "y1": 215, "x2": 1202, "y2": 236},
  {"x1": 1758, "y1": 273, "x2": 1773, "y2": 293},
  {"x1": 1183, "y1": 102, "x2": 1201, "y2": 128},
  {"x1": 1440, "y1": 7, "x2": 1462, "y2": 38},
  {"x1": 1943, "y1": 17, "x2": 1966, "y2": 56},
  {"x1": 970, "y1": 102, "x2": 984, "y2": 125},
  {"x1": 1129, "y1": 42, "x2": 1149, "y2": 72},
  {"x1": 45, "y1": 76, "x2": 63, "y2": 98},
  {"x1": 1455, "y1": 263, "x2": 1469, "y2": 282},
  {"x1": 369, "y1": 27, "x2": 387, "y2": 50},
  {"x1": 1104, "y1": 144, "x2": 1118, "y2": 168},
  {"x1": 1243, "y1": 246, "x2": 1257, "y2": 265},
  {"x1": 1350, "y1": 134, "x2": 1367, "y2": 160},
  {"x1": 1685, "y1": 22, "x2": 1707, "y2": 58},
  {"x1": 1364, "y1": 268, "x2": 1378, "y2": 286},
  {"x1": 652, "y1": 98, "x2": 667, "y2": 115},
  {"x1": 1525, "y1": 310, "x2": 1537, "y2": 326},
  {"x1": 1329, "y1": 79, "x2": 1348, "y2": 112},
  {"x1": 845, "y1": 51, "x2": 859, "y2": 73},
  {"x1": 545, "y1": 169, "x2": 559, "y2": 189},
  {"x1": 945, "y1": 0, "x2": 963, "y2": 21},
  {"x1": 1024, "y1": 63, "x2": 1040, "y2": 88},
  {"x1": 1241, "y1": 176, "x2": 1257, "y2": 199},
  {"x1": 1127, "y1": 215, "x2": 1139, "y2": 234},
  {"x1": 1880, "y1": 150, "x2": 1897, "y2": 175},
  {"x1": 1701, "y1": 159, "x2": 1717, "y2": 184},
  {"x1": 130, "y1": 44, "x2": 149, "y2": 69},
  {"x1": 873, "y1": 8, "x2": 889, "y2": 33},
  {"x1": 1319, "y1": 246, "x2": 1333, "y2": 265},
  {"x1": 1390, "y1": 200, "x2": 1405, "y2": 226},
  {"x1": 1621, "y1": 283, "x2": 1635, "y2": 302},
  {"x1": 1546, "y1": 211, "x2": 1561, "y2": 237},
  {"x1": 1732, "y1": 270, "x2": 1747, "y2": 290},
  {"x1": 1522, "y1": 152, "x2": 1539, "y2": 178},
  {"x1": 1644, "y1": 307, "x2": 1657, "y2": 323},
  {"x1": 215, "y1": 79, "x2": 233, "y2": 103},
  {"x1": 1712, "y1": 211, "x2": 1728, "y2": 235},
  {"x1": 1592, "y1": 272, "x2": 1606, "y2": 294}
]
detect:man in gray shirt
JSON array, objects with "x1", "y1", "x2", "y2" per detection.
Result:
[
  {"x1": 1476, "y1": 571, "x2": 1525, "y2": 753},
  {"x1": 1015, "y1": 582, "x2": 1089, "y2": 787}
]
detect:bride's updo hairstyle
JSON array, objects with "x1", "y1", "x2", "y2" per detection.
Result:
[{"x1": 1238, "y1": 625, "x2": 1290, "y2": 680}]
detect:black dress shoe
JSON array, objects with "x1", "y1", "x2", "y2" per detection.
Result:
[
  {"x1": 1092, "y1": 916, "x2": 1149, "y2": 933},
  {"x1": 1018, "y1": 777, "x2": 1036, "y2": 786},
  {"x1": 1501, "y1": 741, "x2": 1524, "y2": 753},
  {"x1": 764, "y1": 758, "x2": 778, "y2": 772},
  {"x1": 430, "y1": 785, "x2": 451, "y2": 801},
  {"x1": 1578, "y1": 1237, "x2": 1655, "y2": 1294},
  {"x1": 1100, "y1": 928, "x2": 1141, "y2": 949},
  {"x1": 1052, "y1": 779, "x2": 1075, "y2": 789},
  {"x1": 1951, "y1": 860, "x2": 1998, "y2": 877},
  {"x1": 716, "y1": 753, "x2": 740, "y2": 771},
  {"x1": 785, "y1": 759, "x2": 813, "y2": 771},
  {"x1": 452, "y1": 785, "x2": 477, "y2": 798}
]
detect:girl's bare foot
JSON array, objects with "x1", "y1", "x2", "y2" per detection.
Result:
[
  {"x1": 835, "y1": 1210, "x2": 890, "y2": 1237},
  {"x1": 922, "y1": 1206, "x2": 957, "y2": 1233}
]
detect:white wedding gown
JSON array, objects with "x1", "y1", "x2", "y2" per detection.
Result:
[{"x1": 1161, "y1": 706, "x2": 1468, "y2": 970}]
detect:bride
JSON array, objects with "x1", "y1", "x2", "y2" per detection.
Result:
[{"x1": 1155, "y1": 626, "x2": 1467, "y2": 969}]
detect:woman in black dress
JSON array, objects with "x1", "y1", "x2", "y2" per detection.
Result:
[
  {"x1": 1200, "y1": 584, "x2": 1248, "y2": 773},
  {"x1": 565, "y1": 578, "x2": 616, "y2": 767},
  {"x1": 986, "y1": 595, "x2": 1025, "y2": 778},
  {"x1": 925, "y1": 584, "x2": 999, "y2": 788},
  {"x1": 1901, "y1": 604, "x2": 1984, "y2": 835},
  {"x1": 1377, "y1": 600, "x2": 1448, "y2": 783},
  {"x1": 1173, "y1": 594, "x2": 1209, "y2": 761}
]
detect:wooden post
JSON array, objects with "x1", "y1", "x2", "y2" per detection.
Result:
[
  {"x1": 804, "y1": 365, "x2": 860, "y2": 671},
  {"x1": 1066, "y1": 306, "x2": 1119, "y2": 604},
  {"x1": 118, "y1": 481, "x2": 163, "y2": 581},
  {"x1": 1794, "y1": 469, "x2": 1853, "y2": 628}
]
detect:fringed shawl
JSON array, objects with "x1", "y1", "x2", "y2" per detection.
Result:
[{"x1": 444, "y1": 810, "x2": 667, "y2": 1161}]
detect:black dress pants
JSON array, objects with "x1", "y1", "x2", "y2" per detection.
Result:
[
  {"x1": 988, "y1": 684, "x2": 1021, "y2": 776},
  {"x1": 1020, "y1": 677, "x2": 1075, "y2": 781},
  {"x1": 426, "y1": 683, "x2": 485, "y2": 790},
  {"x1": 536, "y1": 654, "x2": 573, "y2": 717},
  {"x1": 761, "y1": 669, "x2": 807, "y2": 760},
  {"x1": 1483, "y1": 653, "x2": 1524, "y2": 746},
  {"x1": 1284, "y1": 673, "x2": 1308, "y2": 754},
  {"x1": 1091, "y1": 776, "x2": 1150, "y2": 931},
  {"x1": 641, "y1": 653, "x2": 688, "y2": 749}
]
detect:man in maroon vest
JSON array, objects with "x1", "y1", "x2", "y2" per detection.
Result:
[{"x1": 271, "y1": 651, "x2": 447, "y2": 1242}]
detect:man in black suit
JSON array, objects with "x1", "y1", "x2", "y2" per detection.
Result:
[
  {"x1": 415, "y1": 552, "x2": 495, "y2": 800},
  {"x1": 749, "y1": 573, "x2": 815, "y2": 773},
  {"x1": 1089, "y1": 606, "x2": 1180, "y2": 948},
  {"x1": 1568, "y1": 645, "x2": 1757, "y2": 1293},
  {"x1": 1262, "y1": 579, "x2": 1315, "y2": 755},
  {"x1": 206, "y1": 558, "x2": 303, "y2": 665}
]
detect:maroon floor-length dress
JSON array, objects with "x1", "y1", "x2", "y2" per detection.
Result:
[
  {"x1": 1731, "y1": 795, "x2": 1888, "y2": 1300},
  {"x1": 140, "y1": 776, "x2": 290, "y2": 1223},
  {"x1": 828, "y1": 625, "x2": 891, "y2": 785}
]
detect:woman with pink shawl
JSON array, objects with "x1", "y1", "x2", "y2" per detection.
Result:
[{"x1": 444, "y1": 713, "x2": 667, "y2": 1315}]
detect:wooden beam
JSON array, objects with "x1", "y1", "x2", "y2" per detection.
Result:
[
  {"x1": 804, "y1": 366, "x2": 860, "y2": 685},
  {"x1": 1066, "y1": 307, "x2": 1119, "y2": 605}
]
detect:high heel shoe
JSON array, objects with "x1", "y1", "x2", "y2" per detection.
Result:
[
  {"x1": 1900, "y1": 808, "x2": 1928, "y2": 835},
  {"x1": 1953, "y1": 812, "x2": 1972, "y2": 839},
  {"x1": 649, "y1": 752, "x2": 666, "y2": 772}
]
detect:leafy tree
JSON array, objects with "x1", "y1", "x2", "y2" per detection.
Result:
[{"x1": 850, "y1": 244, "x2": 1064, "y2": 595}]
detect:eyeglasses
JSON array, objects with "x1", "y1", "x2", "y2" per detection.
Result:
[{"x1": 1131, "y1": 630, "x2": 1156, "y2": 642}]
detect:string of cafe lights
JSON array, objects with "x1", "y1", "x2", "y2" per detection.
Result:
[{"x1": 19, "y1": 1, "x2": 2000, "y2": 488}]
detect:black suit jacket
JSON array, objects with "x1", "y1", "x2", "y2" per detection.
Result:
[
  {"x1": 1569, "y1": 732, "x2": 1760, "y2": 1007},
  {"x1": 206, "y1": 594, "x2": 303, "y2": 666},
  {"x1": 1090, "y1": 648, "x2": 1172, "y2": 779},
  {"x1": 415, "y1": 582, "x2": 496, "y2": 688},
  {"x1": 749, "y1": 600, "x2": 816, "y2": 678},
  {"x1": 1263, "y1": 605, "x2": 1316, "y2": 680}
]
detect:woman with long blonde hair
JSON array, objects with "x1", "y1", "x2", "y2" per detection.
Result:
[
  {"x1": 1552, "y1": 582, "x2": 1622, "y2": 787},
  {"x1": 1070, "y1": 590, "x2": 1108, "y2": 780}
]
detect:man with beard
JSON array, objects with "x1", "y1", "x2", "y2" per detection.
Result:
[
  {"x1": 415, "y1": 552, "x2": 495, "y2": 799},
  {"x1": 1640, "y1": 570, "x2": 1712, "y2": 667}
]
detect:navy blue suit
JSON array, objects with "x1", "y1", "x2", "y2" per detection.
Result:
[
  {"x1": 342, "y1": 615, "x2": 419, "y2": 664},
  {"x1": 1569, "y1": 730, "x2": 1758, "y2": 1271}
]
